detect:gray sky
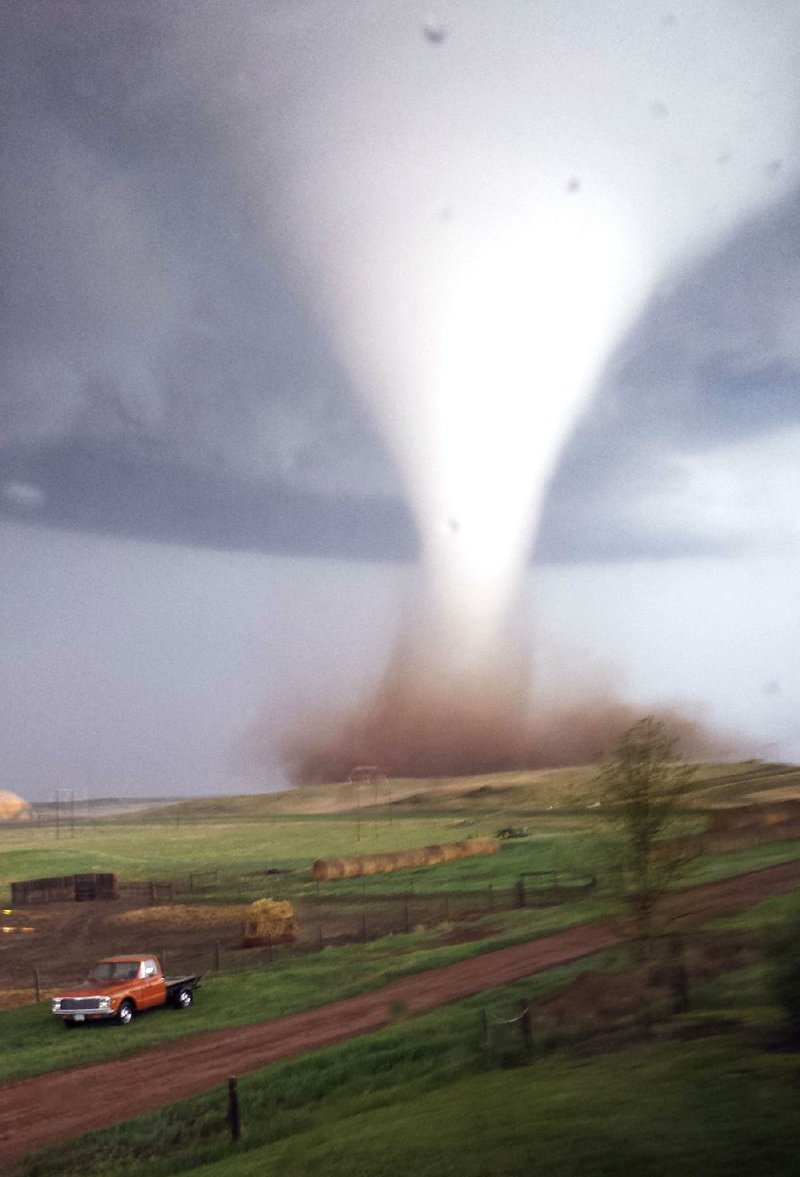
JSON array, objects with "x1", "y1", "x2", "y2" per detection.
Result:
[{"x1": 2, "y1": 2, "x2": 800, "y2": 798}]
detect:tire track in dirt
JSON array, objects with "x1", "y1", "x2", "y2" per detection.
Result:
[{"x1": 2, "y1": 858, "x2": 800, "y2": 1165}]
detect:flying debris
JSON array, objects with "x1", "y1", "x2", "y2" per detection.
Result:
[{"x1": 423, "y1": 17, "x2": 446, "y2": 44}]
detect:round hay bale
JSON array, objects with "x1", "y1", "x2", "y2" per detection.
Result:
[
  {"x1": 0, "y1": 790, "x2": 32, "y2": 822},
  {"x1": 440, "y1": 843, "x2": 462, "y2": 861},
  {"x1": 311, "y1": 837, "x2": 498, "y2": 882},
  {"x1": 338, "y1": 856, "x2": 364, "y2": 879},
  {"x1": 312, "y1": 858, "x2": 345, "y2": 881},
  {"x1": 463, "y1": 837, "x2": 499, "y2": 857},
  {"x1": 357, "y1": 854, "x2": 382, "y2": 877}
]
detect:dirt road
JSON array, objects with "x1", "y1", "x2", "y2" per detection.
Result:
[{"x1": 2, "y1": 858, "x2": 800, "y2": 1165}]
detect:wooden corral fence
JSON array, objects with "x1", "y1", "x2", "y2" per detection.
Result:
[
  {"x1": 120, "y1": 880, "x2": 175, "y2": 904},
  {"x1": 516, "y1": 870, "x2": 597, "y2": 907},
  {"x1": 312, "y1": 838, "x2": 498, "y2": 881},
  {"x1": 707, "y1": 800, "x2": 800, "y2": 841},
  {"x1": 10, "y1": 873, "x2": 119, "y2": 905}
]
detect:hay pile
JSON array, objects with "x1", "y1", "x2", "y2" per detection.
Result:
[
  {"x1": 243, "y1": 898, "x2": 298, "y2": 947},
  {"x1": 312, "y1": 837, "x2": 497, "y2": 881},
  {"x1": 110, "y1": 905, "x2": 248, "y2": 930}
]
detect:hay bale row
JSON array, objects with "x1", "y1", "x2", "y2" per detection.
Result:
[
  {"x1": 312, "y1": 837, "x2": 498, "y2": 881},
  {"x1": 243, "y1": 898, "x2": 298, "y2": 947}
]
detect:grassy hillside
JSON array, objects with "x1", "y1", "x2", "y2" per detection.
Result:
[
  {"x1": 17, "y1": 946, "x2": 800, "y2": 1177},
  {"x1": 6, "y1": 761, "x2": 800, "y2": 1175},
  {"x1": 145, "y1": 759, "x2": 800, "y2": 818}
]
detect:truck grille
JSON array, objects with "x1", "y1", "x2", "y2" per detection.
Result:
[{"x1": 60, "y1": 997, "x2": 104, "y2": 1011}]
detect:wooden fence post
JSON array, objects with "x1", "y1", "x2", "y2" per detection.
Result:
[
  {"x1": 480, "y1": 1009, "x2": 492, "y2": 1067},
  {"x1": 214, "y1": 941, "x2": 221, "y2": 971},
  {"x1": 488, "y1": 884, "x2": 494, "y2": 912},
  {"x1": 227, "y1": 1076, "x2": 241, "y2": 1142},
  {"x1": 34, "y1": 969, "x2": 41, "y2": 1003},
  {"x1": 519, "y1": 999, "x2": 533, "y2": 1055},
  {"x1": 361, "y1": 910, "x2": 368, "y2": 941},
  {"x1": 669, "y1": 934, "x2": 690, "y2": 1014}
]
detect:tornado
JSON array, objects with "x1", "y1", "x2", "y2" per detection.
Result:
[{"x1": 184, "y1": 2, "x2": 800, "y2": 779}]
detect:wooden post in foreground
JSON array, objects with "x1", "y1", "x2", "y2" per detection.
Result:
[
  {"x1": 480, "y1": 1009, "x2": 492, "y2": 1068},
  {"x1": 519, "y1": 999, "x2": 533, "y2": 1055},
  {"x1": 227, "y1": 1076, "x2": 241, "y2": 1142}
]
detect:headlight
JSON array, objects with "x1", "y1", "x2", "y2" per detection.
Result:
[
  {"x1": 99, "y1": 997, "x2": 111, "y2": 1011},
  {"x1": 52, "y1": 998, "x2": 61, "y2": 1011}
]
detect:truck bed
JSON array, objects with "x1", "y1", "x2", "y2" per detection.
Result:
[{"x1": 165, "y1": 974, "x2": 201, "y2": 993}]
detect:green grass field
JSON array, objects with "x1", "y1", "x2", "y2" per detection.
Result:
[
  {"x1": 6, "y1": 765, "x2": 800, "y2": 1175},
  {"x1": 0, "y1": 895, "x2": 614, "y2": 1085},
  {"x1": 6, "y1": 763, "x2": 800, "y2": 906},
  {"x1": 17, "y1": 944, "x2": 800, "y2": 1177}
]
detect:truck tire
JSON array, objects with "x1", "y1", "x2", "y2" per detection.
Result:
[
  {"x1": 62, "y1": 1018, "x2": 78, "y2": 1029},
  {"x1": 173, "y1": 986, "x2": 193, "y2": 1009},
  {"x1": 117, "y1": 1000, "x2": 135, "y2": 1025}
]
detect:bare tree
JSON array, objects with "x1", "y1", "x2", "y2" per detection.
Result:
[{"x1": 596, "y1": 717, "x2": 697, "y2": 954}]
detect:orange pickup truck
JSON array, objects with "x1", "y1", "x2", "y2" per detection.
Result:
[{"x1": 51, "y1": 954, "x2": 201, "y2": 1027}]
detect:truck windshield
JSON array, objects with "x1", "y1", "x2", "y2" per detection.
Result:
[{"x1": 90, "y1": 962, "x2": 140, "y2": 981}]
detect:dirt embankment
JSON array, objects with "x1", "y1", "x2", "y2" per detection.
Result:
[{"x1": 2, "y1": 859, "x2": 800, "y2": 1165}]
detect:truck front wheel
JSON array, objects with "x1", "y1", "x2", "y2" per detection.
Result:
[
  {"x1": 173, "y1": 986, "x2": 193, "y2": 1009},
  {"x1": 117, "y1": 1000, "x2": 135, "y2": 1025}
]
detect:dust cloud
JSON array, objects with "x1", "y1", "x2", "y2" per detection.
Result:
[{"x1": 274, "y1": 654, "x2": 720, "y2": 785}]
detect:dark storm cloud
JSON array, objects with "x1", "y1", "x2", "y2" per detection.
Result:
[
  {"x1": 0, "y1": 1, "x2": 406, "y2": 555},
  {"x1": 538, "y1": 191, "x2": 800, "y2": 562},
  {"x1": 2, "y1": 2, "x2": 800, "y2": 564}
]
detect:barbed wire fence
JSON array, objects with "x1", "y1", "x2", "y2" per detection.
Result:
[{"x1": 1, "y1": 871, "x2": 601, "y2": 1007}]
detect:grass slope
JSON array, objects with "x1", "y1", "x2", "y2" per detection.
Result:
[
  {"x1": 0, "y1": 900, "x2": 610, "y2": 1085},
  {"x1": 187, "y1": 1039, "x2": 800, "y2": 1177},
  {"x1": 19, "y1": 954, "x2": 800, "y2": 1177}
]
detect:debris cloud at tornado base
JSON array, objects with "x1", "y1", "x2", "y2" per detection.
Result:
[
  {"x1": 269, "y1": 640, "x2": 724, "y2": 785},
  {"x1": 187, "y1": 3, "x2": 800, "y2": 779},
  {"x1": 277, "y1": 677, "x2": 720, "y2": 785}
]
